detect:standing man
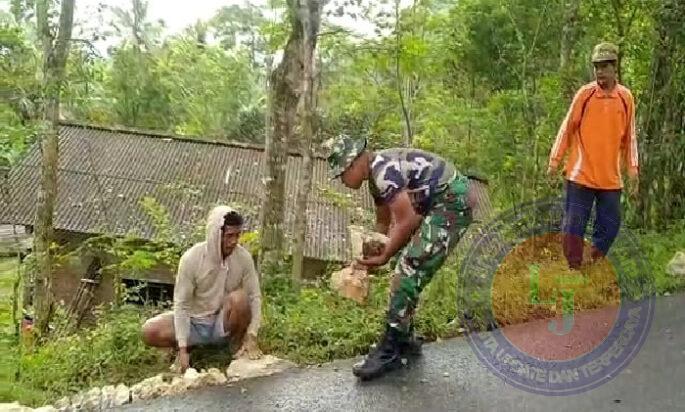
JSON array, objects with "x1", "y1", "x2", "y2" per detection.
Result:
[
  {"x1": 548, "y1": 42, "x2": 639, "y2": 270},
  {"x1": 142, "y1": 206, "x2": 263, "y2": 372},
  {"x1": 326, "y1": 134, "x2": 486, "y2": 380}
]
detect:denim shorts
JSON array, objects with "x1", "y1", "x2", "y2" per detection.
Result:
[{"x1": 174, "y1": 310, "x2": 228, "y2": 347}]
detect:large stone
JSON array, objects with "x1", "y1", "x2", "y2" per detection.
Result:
[
  {"x1": 349, "y1": 226, "x2": 388, "y2": 259},
  {"x1": 112, "y1": 384, "x2": 131, "y2": 406},
  {"x1": 330, "y1": 266, "x2": 369, "y2": 304},
  {"x1": 667, "y1": 251, "x2": 685, "y2": 277},
  {"x1": 81, "y1": 387, "x2": 102, "y2": 411},
  {"x1": 225, "y1": 355, "x2": 293, "y2": 382}
]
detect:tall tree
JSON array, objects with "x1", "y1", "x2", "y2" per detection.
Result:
[
  {"x1": 33, "y1": 0, "x2": 75, "y2": 335},
  {"x1": 259, "y1": 0, "x2": 306, "y2": 268},
  {"x1": 291, "y1": 0, "x2": 323, "y2": 281}
]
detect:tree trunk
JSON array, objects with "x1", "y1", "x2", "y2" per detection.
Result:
[
  {"x1": 33, "y1": 0, "x2": 75, "y2": 335},
  {"x1": 394, "y1": 0, "x2": 412, "y2": 146},
  {"x1": 259, "y1": 0, "x2": 305, "y2": 269},
  {"x1": 291, "y1": 0, "x2": 322, "y2": 282},
  {"x1": 559, "y1": 0, "x2": 581, "y2": 98}
]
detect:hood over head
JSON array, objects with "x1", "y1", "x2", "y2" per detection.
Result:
[{"x1": 205, "y1": 205, "x2": 238, "y2": 267}]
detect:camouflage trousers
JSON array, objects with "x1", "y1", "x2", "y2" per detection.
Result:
[{"x1": 387, "y1": 174, "x2": 473, "y2": 339}]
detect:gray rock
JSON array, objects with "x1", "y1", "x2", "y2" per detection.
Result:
[{"x1": 667, "y1": 251, "x2": 685, "y2": 277}]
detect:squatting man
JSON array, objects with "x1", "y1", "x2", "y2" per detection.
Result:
[{"x1": 142, "y1": 206, "x2": 263, "y2": 372}]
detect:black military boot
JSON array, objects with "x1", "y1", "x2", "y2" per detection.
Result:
[
  {"x1": 352, "y1": 328, "x2": 404, "y2": 380},
  {"x1": 399, "y1": 329, "x2": 424, "y2": 357}
]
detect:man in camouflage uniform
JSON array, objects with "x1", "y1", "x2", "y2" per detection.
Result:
[{"x1": 326, "y1": 134, "x2": 484, "y2": 380}]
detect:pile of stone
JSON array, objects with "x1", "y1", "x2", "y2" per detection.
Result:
[{"x1": 0, "y1": 355, "x2": 292, "y2": 412}]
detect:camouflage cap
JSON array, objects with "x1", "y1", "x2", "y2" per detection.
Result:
[
  {"x1": 592, "y1": 42, "x2": 619, "y2": 63},
  {"x1": 324, "y1": 134, "x2": 368, "y2": 179}
]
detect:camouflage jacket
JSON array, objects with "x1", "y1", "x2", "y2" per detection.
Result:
[{"x1": 368, "y1": 148, "x2": 457, "y2": 215}]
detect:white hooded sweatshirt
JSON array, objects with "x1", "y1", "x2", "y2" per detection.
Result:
[{"x1": 173, "y1": 205, "x2": 262, "y2": 348}]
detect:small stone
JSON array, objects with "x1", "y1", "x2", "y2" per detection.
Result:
[
  {"x1": 131, "y1": 375, "x2": 165, "y2": 401},
  {"x1": 614, "y1": 399, "x2": 621, "y2": 404},
  {"x1": 100, "y1": 385, "x2": 116, "y2": 409},
  {"x1": 333, "y1": 367, "x2": 339, "y2": 372},
  {"x1": 0, "y1": 402, "x2": 33, "y2": 412},
  {"x1": 70, "y1": 393, "x2": 84, "y2": 409},
  {"x1": 457, "y1": 327, "x2": 466, "y2": 334},
  {"x1": 401, "y1": 358, "x2": 408, "y2": 366},
  {"x1": 54, "y1": 397, "x2": 71, "y2": 410},
  {"x1": 166, "y1": 377, "x2": 189, "y2": 395},
  {"x1": 443, "y1": 372, "x2": 450, "y2": 377},
  {"x1": 420, "y1": 378, "x2": 428, "y2": 384},
  {"x1": 240, "y1": 387, "x2": 247, "y2": 394},
  {"x1": 664, "y1": 292, "x2": 671, "y2": 297},
  {"x1": 183, "y1": 368, "x2": 200, "y2": 380},
  {"x1": 34, "y1": 406, "x2": 58, "y2": 412},
  {"x1": 208, "y1": 368, "x2": 228, "y2": 385},
  {"x1": 113, "y1": 384, "x2": 131, "y2": 406},
  {"x1": 81, "y1": 387, "x2": 102, "y2": 411}
]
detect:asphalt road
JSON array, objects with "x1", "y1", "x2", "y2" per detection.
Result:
[{"x1": 118, "y1": 294, "x2": 685, "y2": 412}]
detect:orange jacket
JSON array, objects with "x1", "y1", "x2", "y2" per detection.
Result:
[{"x1": 549, "y1": 81, "x2": 638, "y2": 190}]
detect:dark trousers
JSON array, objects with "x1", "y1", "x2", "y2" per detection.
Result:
[{"x1": 562, "y1": 180, "x2": 622, "y2": 269}]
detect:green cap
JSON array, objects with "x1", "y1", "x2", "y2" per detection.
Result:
[
  {"x1": 324, "y1": 134, "x2": 367, "y2": 179},
  {"x1": 592, "y1": 42, "x2": 619, "y2": 63}
]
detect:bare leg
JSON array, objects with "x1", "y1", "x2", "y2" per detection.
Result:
[
  {"x1": 223, "y1": 289, "x2": 252, "y2": 350},
  {"x1": 142, "y1": 312, "x2": 177, "y2": 348}
]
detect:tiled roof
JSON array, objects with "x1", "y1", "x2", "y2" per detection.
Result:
[{"x1": 0, "y1": 123, "x2": 374, "y2": 261}]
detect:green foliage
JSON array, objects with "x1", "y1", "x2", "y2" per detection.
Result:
[
  {"x1": 259, "y1": 272, "x2": 387, "y2": 364},
  {"x1": 17, "y1": 304, "x2": 166, "y2": 405}
]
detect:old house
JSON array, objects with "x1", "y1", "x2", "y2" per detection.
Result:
[{"x1": 0, "y1": 122, "x2": 373, "y2": 307}]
